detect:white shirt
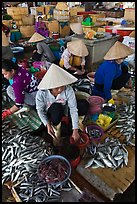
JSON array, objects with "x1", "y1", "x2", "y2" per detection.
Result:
[
  {"x1": 36, "y1": 85, "x2": 79, "y2": 129},
  {"x1": 60, "y1": 48, "x2": 85, "y2": 69}
]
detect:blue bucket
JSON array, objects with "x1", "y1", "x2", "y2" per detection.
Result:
[{"x1": 38, "y1": 155, "x2": 71, "y2": 186}]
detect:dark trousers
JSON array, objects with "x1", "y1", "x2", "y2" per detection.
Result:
[
  {"x1": 47, "y1": 99, "x2": 90, "y2": 126},
  {"x1": 111, "y1": 72, "x2": 131, "y2": 90},
  {"x1": 31, "y1": 99, "x2": 89, "y2": 138}
]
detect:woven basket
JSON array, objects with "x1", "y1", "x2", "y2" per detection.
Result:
[
  {"x1": 11, "y1": 14, "x2": 22, "y2": 21},
  {"x1": 22, "y1": 15, "x2": 35, "y2": 26},
  {"x1": 2, "y1": 20, "x2": 13, "y2": 28},
  {"x1": 43, "y1": 5, "x2": 55, "y2": 15},
  {"x1": 7, "y1": 7, "x2": 28, "y2": 15},
  {"x1": 124, "y1": 8, "x2": 135, "y2": 22},
  {"x1": 53, "y1": 9, "x2": 69, "y2": 21},
  {"x1": 59, "y1": 22, "x2": 70, "y2": 37},
  {"x1": 30, "y1": 7, "x2": 44, "y2": 15},
  {"x1": 20, "y1": 25, "x2": 35, "y2": 38},
  {"x1": 16, "y1": 20, "x2": 23, "y2": 27}
]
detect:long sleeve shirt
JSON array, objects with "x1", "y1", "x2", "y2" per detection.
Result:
[
  {"x1": 12, "y1": 66, "x2": 39, "y2": 106},
  {"x1": 35, "y1": 22, "x2": 49, "y2": 37},
  {"x1": 60, "y1": 48, "x2": 85, "y2": 69},
  {"x1": 37, "y1": 42, "x2": 55, "y2": 63},
  {"x1": 36, "y1": 85, "x2": 79, "y2": 129},
  {"x1": 94, "y1": 60, "x2": 122, "y2": 100}
]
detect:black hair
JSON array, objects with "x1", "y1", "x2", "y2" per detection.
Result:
[
  {"x1": 38, "y1": 16, "x2": 43, "y2": 20},
  {"x1": 2, "y1": 59, "x2": 19, "y2": 72}
]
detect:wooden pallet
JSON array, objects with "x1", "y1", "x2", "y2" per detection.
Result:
[{"x1": 76, "y1": 129, "x2": 135, "y2": 201}]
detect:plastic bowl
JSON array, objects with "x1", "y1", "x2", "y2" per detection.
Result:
[
  {"x1": 70, "y1": 132, "x2": 90, "y2": 149},
  {"x1": 11, "y1": 46, "x2": 24, "y2": 54},
  {"x1": 87, "y1": 96, "x2": 105, "y2": 115},
  {"x1": 38, "y1": 155, "x2": 71, "y2": 186},
  {"x1": 87, "y1": 72, "x2": 95, "y2": 82},
  {"x1": 85, "y1": 124, "x2": 104, "y2": 141}
]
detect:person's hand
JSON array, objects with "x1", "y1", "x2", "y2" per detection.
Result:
[
  {"x1": 47, "y1": 124, "x2": 56, "y2": 139},
  {"x1": 2, "y1": 109, "x2": 12, "y2": 120},
  {"x1": 33, "y1": 49, "x2": 37, "y2": 53},
  {"x1": 74, "y1": 69, "x2": 85, "y2": 76},
  {"x1": 71, "y1": 129, "x2": 80, "y2": 143},
  {"x1": 81, "y1": 68, "x2": 85, "y2": 74}
]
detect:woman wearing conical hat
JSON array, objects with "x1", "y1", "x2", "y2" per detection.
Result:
[
  {"x1": 28, "y1": 32, "x2": 56, "y2": 64},
  {"x1": 59, "y1": 39, "x2": 89, "y2": 77},
  {"x1": 31, "y1": 63, "x2": 89, "y2": 146},
  {"x1": 92, "y1": 41, "x2": 134, "y2": 101}
]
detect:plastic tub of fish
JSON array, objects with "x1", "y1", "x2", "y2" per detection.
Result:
[
  {"x1": 70, "y1": 132, "x2": 90, "y2": 149},
  {"x1": 38, "y1": 155, "x2": 71, "y2": 186},
  {"x1": 85, "y1": 124, "x2": 104, "y2": 141}
]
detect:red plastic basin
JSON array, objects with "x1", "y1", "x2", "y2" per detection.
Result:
[{"x1": 70, "y1": 132, "x2": 90, "y2": 149}]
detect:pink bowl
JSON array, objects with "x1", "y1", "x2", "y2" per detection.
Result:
[{"x1": 87, "y1": 96, "x2": 105, "y2": 115}]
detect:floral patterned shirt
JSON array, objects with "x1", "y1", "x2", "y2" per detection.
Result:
[{"x1": 12, "y1": 66, "x2": 39, "y2": 106}]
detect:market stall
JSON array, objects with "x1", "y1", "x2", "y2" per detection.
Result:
[{"x1": 2, "y1": 2, "x2": 135, "y2": 203}]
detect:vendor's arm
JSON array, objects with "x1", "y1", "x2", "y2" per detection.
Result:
[
  {"x1": 36, "y1": 90, "x2": 49, "y2": 126},
  {"x1": 66, "y1": 86, "x2": 80, "y2": 142},
  {"x1": 81, "y1": 57, "x2": 86, "y2": 72},
  {"x1": 9, "y1": 104, "x2": 19, "y2": 113},
  {"x1": 36, "y1": 90, "x2": 55, "y2": 137},
  {"x1": 63, "y1": 50, "x2": 77, "y2": 71}
]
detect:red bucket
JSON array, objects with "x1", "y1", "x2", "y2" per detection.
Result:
[{"x1": 70, "y1": 132, "x2": 90, "y2": 149}]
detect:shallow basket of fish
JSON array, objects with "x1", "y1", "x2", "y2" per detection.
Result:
[{"x1": 38, "y1": 155, "x2": 71, "y2": 186}]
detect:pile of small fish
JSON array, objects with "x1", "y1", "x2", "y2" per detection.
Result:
[
  {"x1": 116, "y1": 101, "x2": 135, "y2": 146},
  {"x1": 2, "y1": 120, "x2": 54, "y2": 185},
  {"x1": 14, "y1": 173, "x2": 72, "y2": 202},
  {"x1": 38, "y1": 158, "x2": 70, "y2": 184},
  {"x1": 85, "y1": 137, "x2": 128, "y2": 170}
]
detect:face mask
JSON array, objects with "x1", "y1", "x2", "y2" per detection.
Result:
[{"x1": 9, "y1": 79, "x2": 13, "y2": 85}]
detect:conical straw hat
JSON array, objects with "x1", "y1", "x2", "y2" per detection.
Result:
[
  {"x1": 67, "y1": 40, "x2": 89, "y2": 57},
  {"x1": 38, "y1": 63, "x2": 78, "y2": 90},
  {"x1": 70, "y1": 23, "x2": 83, "y2": 35},
  {"x1": 55, "y1": 2, "x2": 69, "y2": 11},
  {"x1": 104, "y1": 41, "x2": 134, "y2": 60},
  {"x1": 28, "y1": 32, "x2": 46, "y2": 43},
  {"x1": 129, "y1": 31, "x2": 135, "y2": 38},
  {"x1": 2, "y1": 31, "x2": 9, "y2": 46}
]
